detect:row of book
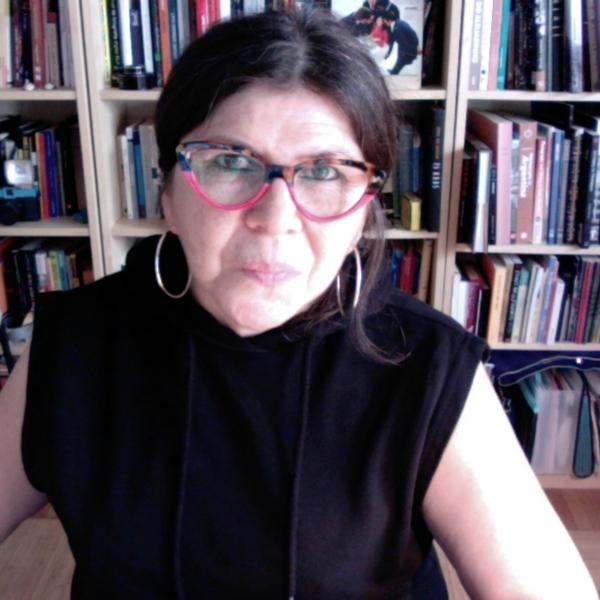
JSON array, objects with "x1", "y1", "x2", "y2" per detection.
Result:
[
  {"x1": 468, "y1": 0, "x2": 600, "y2": 92},
  {"x1": 463, "y1": 103, "x2": 600, "y2": 249},
  {"x1": 389, "y1": 239, "x2": 432, "y2": 302},
  {"x1": 0, "y1": 0, "x2": 75, "y2": 89},
  {"x1": 502, "y1": 368, "x2": 599, "y2": 477},
  {"x1": 0, "y1": 114, "x2": 86, "y2": 221},
  {"x1": 0, "y1": 237, "x2": 92, "y2": 319},
  {"x1": 390, "y1": 104, "x2": 444, "y2": 232},
  {"x1": 103, "y1": 0, "x2": 442, "y2": 90},
  {"x1": 117, "y1": 119, "x2": 161, "y2": 220},
  {"x1": 452, "y1": 254, "x2": 600, "y2": 345}
]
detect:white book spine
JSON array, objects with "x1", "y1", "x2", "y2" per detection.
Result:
[
  {"x1": 546, "y1": 277, "x2": 566, "y2": 343},
  {"x1": 473, "y1": 150, "x2": 491, "y2": 252},
  {"x1": 137, "y1": 120, "x2": 160, "y2": 219},
  {"x1": 124, "y1": 127, "x2": 139, "y2": 219},
  {"x1": 140, "y1": 0, "x2": 154, "y2": 75},
  {"x1": 478, "y1": 0, "x2": 494, "y2": 90},
  {"x1": 118, "y1": 134, "x2": 135, "y2": 219},
  {"x1": 118, "y1": 0, "x2": 133, "y2": 66}
]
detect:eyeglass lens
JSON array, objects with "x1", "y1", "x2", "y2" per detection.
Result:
[{"x1": 188, "y1": 148, "x2": 372, "y2": 218}]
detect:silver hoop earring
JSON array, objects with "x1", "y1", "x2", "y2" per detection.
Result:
[
  {"x1": 154, "y1": 232, "x2": 192, "y2": 299},
  {"x1": 336, "y1": 247, "x2": 362, "y2": 316}
]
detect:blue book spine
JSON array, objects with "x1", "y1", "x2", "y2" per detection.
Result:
[
  {"x1": 149, "y1": 0, "x2": 163, "y2": 87},
  {"x1": 132, "y1": 126, "x2": 146, "y2": 218},
  {"x1": 497, "y1": 0, "x2": 512, "y2": 89},
  {"x1": 44, "y1": 130, "x2": 60, "y2": 217},
  {"x1": 129, "y1": 0, "x2": 144, "y2": 66},
  {"x1": 168, "y1": 0, "x2": 180, "y2": 62},
  {"x1": 546, "y1": 128, "x2": 565, "y2": 244}
]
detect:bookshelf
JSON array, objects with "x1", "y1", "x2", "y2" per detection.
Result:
[
  {"x1": 445, "y1": 0, "x2": 600, "y2": 488},
  {"x1": 0, "y1": 0, "x2": 103, "y2": 282}
]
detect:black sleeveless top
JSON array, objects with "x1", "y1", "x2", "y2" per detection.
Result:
[{"x1": 22, "y1": 236, "x2": 488, "y2": 599}]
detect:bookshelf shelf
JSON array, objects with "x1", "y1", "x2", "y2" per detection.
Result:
[
  {"x1": 467, "y1": 90, "x2": 600, "y2": 102},
  {"x1": 112, "y1": 217, "x2": 166, "y2": 237},
  {"x1": 0, "y1": 88, "x2": 77, "y2": 101},
  {"x1": 100, "y1": 89, "x2": 161, "y2": 102},
  {"x1": 455, "y1": 243, "x2": 600, "y2": 255},
  {"x1": 385, "y1": 84, "x2": 446, "y2": 101},
  {"x1": 491, "y1": 342, "x2": 600, "y2": 351},
  {"x1": 377, "y1": 227, "x2": 439, "y2": 240},
  {"x1": 0, "y1": 217, "x2": 90, "y2": 238},
  {"x1": 538, "y1": 474, "x2": 600, "y2": 490}
]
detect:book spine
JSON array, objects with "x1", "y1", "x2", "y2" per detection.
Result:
[
  {"x1": 536, "y1": 256, "x2": 558, "y2": 342},
  {"x1": 196, "y1": 0, "x2": 208, "y2": 35},
  {"x1": 58, "y1": 0, "x2": 74, "y2": 87},
  {"x1": 124, "y1": 126, "x2": 139, "y2": 218},
  {"x1": 564, "y1": 0, "x2": 584, "y2": 92},
  {"x1": 575, "y1": 259, "x2": 594, "y2": 342},
  {"x1": 478, "y1": 0, "x2": 494, "y2": 90},
  {"x1": 168, "y1": 0, "x2": 179, "y2": 63},
  {"x1": 546, "y1": 129, "x2": 565, "y2": 244},
  {"x1": 469, "y1": 0, "x2": 484, "y2": 90},
  {"x1": 107, "y1": 0, "x2": 122, "y2": 82},
  {"x1": 118, "y1": 0, "x2": 133, "y2": 66},
  {"x1": 503, "y1": 262, "x2": 522, "y2": 341},
  {"x1": 487, "y1": 0, "x2": 504, "y2": 90},
  {"x1": 149, "y1": 0, "x2": 163, "y2": 87},
  {"x1": 30, "y1": 0, "x2": 46, "y2": 86},
  {"x1": 584, "y1": 261, "x2": 600, "y2": 341},
  {"x1": 556, "y1": 137, "x2": 571, "y2": 243},
  {"x1": 457, "y1": 152, "x2": 474, "y2": 243},
  {"x1": 131, "y1": 125, "x2": 146, "y2": 218},
  {"x1": 549, "y1": 0, "x2": 564, "y2": 90},
  {"x1": 497, "y1": 0, "x2": 512, "y2": 88},
  {"x1": 129, "y1": 0, "x2": 144, "y2": 66},
  {"x1": 532, "y1": 135, "x2": 547, "y2": 243},
  {"x1": 424, "y1": 106, "x2": 444, "y2": 232},
  {"x1": 576, "y1": 132, "x2": 599, "y2": 248},
  {"x1": 139, "y1": 0, "x2": 155, "y2": 80},
  {"x1": 394, "y1": 122, "x2": 414, "y2": 219},
  {"x1": 563, "y1": 129, "x2": 582, "y2": 243},
  {"x1": 44, "y1": 129, "x2": 59, "y2": 217},
  {"x1": 588, "y1": 0, "x2": 600, "y2": 90},
  {"x1": 532, "y1": 0, "x2": 547, "y2": 90},
  {"x1": 158, "y1": 0, "x2": 171, "y2": 82},
  {"x1": 11, "y1": 0, "x2": 22, "y2": 87}
]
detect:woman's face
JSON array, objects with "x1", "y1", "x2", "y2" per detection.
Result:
[{"x1": 162, "y1": 83, "x2": 368, "y2": 337}]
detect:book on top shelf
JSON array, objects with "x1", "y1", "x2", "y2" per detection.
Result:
[{"x1": 332, "y1": 0, "x2": 423, "y2": 89}]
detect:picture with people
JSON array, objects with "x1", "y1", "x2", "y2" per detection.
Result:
[{"x1": 332, "y1": 0, "x2": 423, "y2": 81}]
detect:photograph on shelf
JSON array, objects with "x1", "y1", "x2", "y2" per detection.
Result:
[{"x1": 330, "y1": 0, "x2": 424, "y2": 88}]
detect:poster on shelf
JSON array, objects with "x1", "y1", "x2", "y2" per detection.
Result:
[{"x1": 330, "y1": 0, "x2": 423, "y2": 89}]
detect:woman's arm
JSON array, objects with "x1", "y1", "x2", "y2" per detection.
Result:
[
  {"x1": 423, "y1": 362, "x2": 598, "y2": 600},
  {"x1": 0, "y1": 344, "x2": 48, "y2": 543}
]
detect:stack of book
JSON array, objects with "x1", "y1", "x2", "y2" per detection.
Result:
[
  {"x1": 452, "y1": 253, "x2": 600, "y2": 345},
  {"x1": 0, "y1": 1, "x2": 75, "y2": 89},
  {"x1": 0, "y1": 236, "x2": 92, "y2": 319},
  {"x1": 389, "y1": 239, "x2": 433, "y2": 302},
  {"x1": 116, "y1": 119, "x2": 161, "y2": 220},
  {"x1": 0, "y1": 114, "x2": 85, "y2": 221},
  {"x1": 392, "y1": 104, "x2": 445, "y2": 232},
  {"x1": 461, "y1": 104, "x2": 600, "y2": 249},
  {"x1": 468, "y1": 0, "x2": 600, "y2": 92}
]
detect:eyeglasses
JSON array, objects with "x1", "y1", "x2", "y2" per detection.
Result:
[{"x1": 175, "y1": 141, "x2": 387, "y2": 222}]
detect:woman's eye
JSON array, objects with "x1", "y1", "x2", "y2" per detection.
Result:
[
  {"x1": 301, "y1": 164, "x2": 340, "y2": 181},
  {"x1": 214, "y1": 153, "x2": 258, "y2": 172}
]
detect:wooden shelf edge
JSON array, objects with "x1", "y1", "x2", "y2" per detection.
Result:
[
  {"x1": 455, "y1": 243, "x2": 600, "y2": 255},
  {"x1": 99, "y1": 89, "x2": 161, "y2": 102},
  {"x1": 0, "y1": 88, "x2": 77, "y2": 101},
  {"x1": 111, "y1": 217, "x2": 166, "y2": 237},
  {"x1": 490, "y1": 342, "x2": 600, "y2": 351},
  {"x1": 467, "y1": 90, "x2": 600, "y2": 102},
  {"x1": 539, "y1": 474, "x2": 600, "y2": 490},
  {"x1": 364, "y1": 227, "x2": 439, "y2": 240},
  {"x1": 0, "y1": 217, "x2": 90, "y2": 237}
]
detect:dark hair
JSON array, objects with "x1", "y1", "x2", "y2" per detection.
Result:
[{"x1": 155, "y1": 9, "x2": 400, "y2": 363}]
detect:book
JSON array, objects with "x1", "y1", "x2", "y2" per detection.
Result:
[
  {"x1": 420, "y1": 104, "x2": 444, "y2": 232},
  {"x1": 400, "y1": 191, "x2": 421, "y2": 230},
  {"x1": 464, "y1": 133, "x2": 491, "y2": 251},
  {"x1": 481, "y1": 253, "x2": 508, "y2": 342},
  {"x1": 564, "y1": 0, "x2": 584, "y2": 92},
  {"x1": 531, "y1": 134, "x2": 547, "y2": 244},
  {"x1": 468, "y1": 0, "x2": 485, "y2": 90},
  {"x1": 467, "y1": 110, "x2": 513, "y2": 245},
  {"x1": 503, "y1": 254, "x2": 523, "y2": 341},
  {"x1": 496, "y1": 0, "x2": 512, "y2": 88},
  {"x1": 576, "y1": 130, "x2": 599, "y2": 248}
]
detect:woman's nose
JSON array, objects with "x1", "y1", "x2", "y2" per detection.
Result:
[{"x1": 243, "y1": 177, "x2": 303, "y2": 234}]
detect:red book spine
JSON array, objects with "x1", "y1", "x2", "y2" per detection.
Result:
[
  {"x1": 30, "y1": 0, "x2": 46, "y2": 87},
  {"x1": 575, "y1": 260, "x2": 594, "y2": 343},
  {"x1": 35, "y1": 131, "x2": 48, "y2": 219},
  {"x1": 196, "y1": 0, "x2": 208, "y2": 35},
  {"x1": 159, "y1": 0, "x2": 172, "y2": 83}
]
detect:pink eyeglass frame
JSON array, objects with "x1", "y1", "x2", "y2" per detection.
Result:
[{"x1": 175, "y1": 141, "x2": 387, "y2": 223}]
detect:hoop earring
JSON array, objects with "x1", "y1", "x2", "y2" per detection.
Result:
[
  {"x1": 154, "y1": 231, "x2": 192, "y2": 299},
  {"x1": 336, "y1": 247, "x2": 362, "y2": 316}
]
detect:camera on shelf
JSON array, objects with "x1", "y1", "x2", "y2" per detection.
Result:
[{"x1": 0, "y1": 159, "x2": 40, "y2": 225}]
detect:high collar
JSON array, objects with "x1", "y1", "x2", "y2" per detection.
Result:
[{"x1": 124, "y1": 234, "x2": 351, "y2": 353}]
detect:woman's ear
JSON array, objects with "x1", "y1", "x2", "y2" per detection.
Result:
[{"x1": 160, "y1": 182, "x2": 178, "y2": 235}]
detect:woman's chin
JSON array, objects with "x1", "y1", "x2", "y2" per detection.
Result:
[{"x1": 224, "y1": 300, "x2": 300, "y2": 337}]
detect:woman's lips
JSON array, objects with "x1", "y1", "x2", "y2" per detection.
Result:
[{"x1": 239, "y1": 262, "x2": 300, "y2": 285}]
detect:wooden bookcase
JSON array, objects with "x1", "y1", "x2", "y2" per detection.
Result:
[
  {"x1": 445, "y1": 0, "x2": 600, "y2": 488},
  {"x1": 0, "y1": 0, "x2": 103, "y2": 280}
]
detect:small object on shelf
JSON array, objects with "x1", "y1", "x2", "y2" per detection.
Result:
[
  {"x1": 401, "y1": 191, "x2": 421, "y2": 231},
  {"x1": 114, "y1": 65, "x2": 150, "y2": 90}
]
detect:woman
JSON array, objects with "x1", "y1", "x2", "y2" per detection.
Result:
[{"x1": 0, "y1": 9, "x2": 597, "y2": 600}]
